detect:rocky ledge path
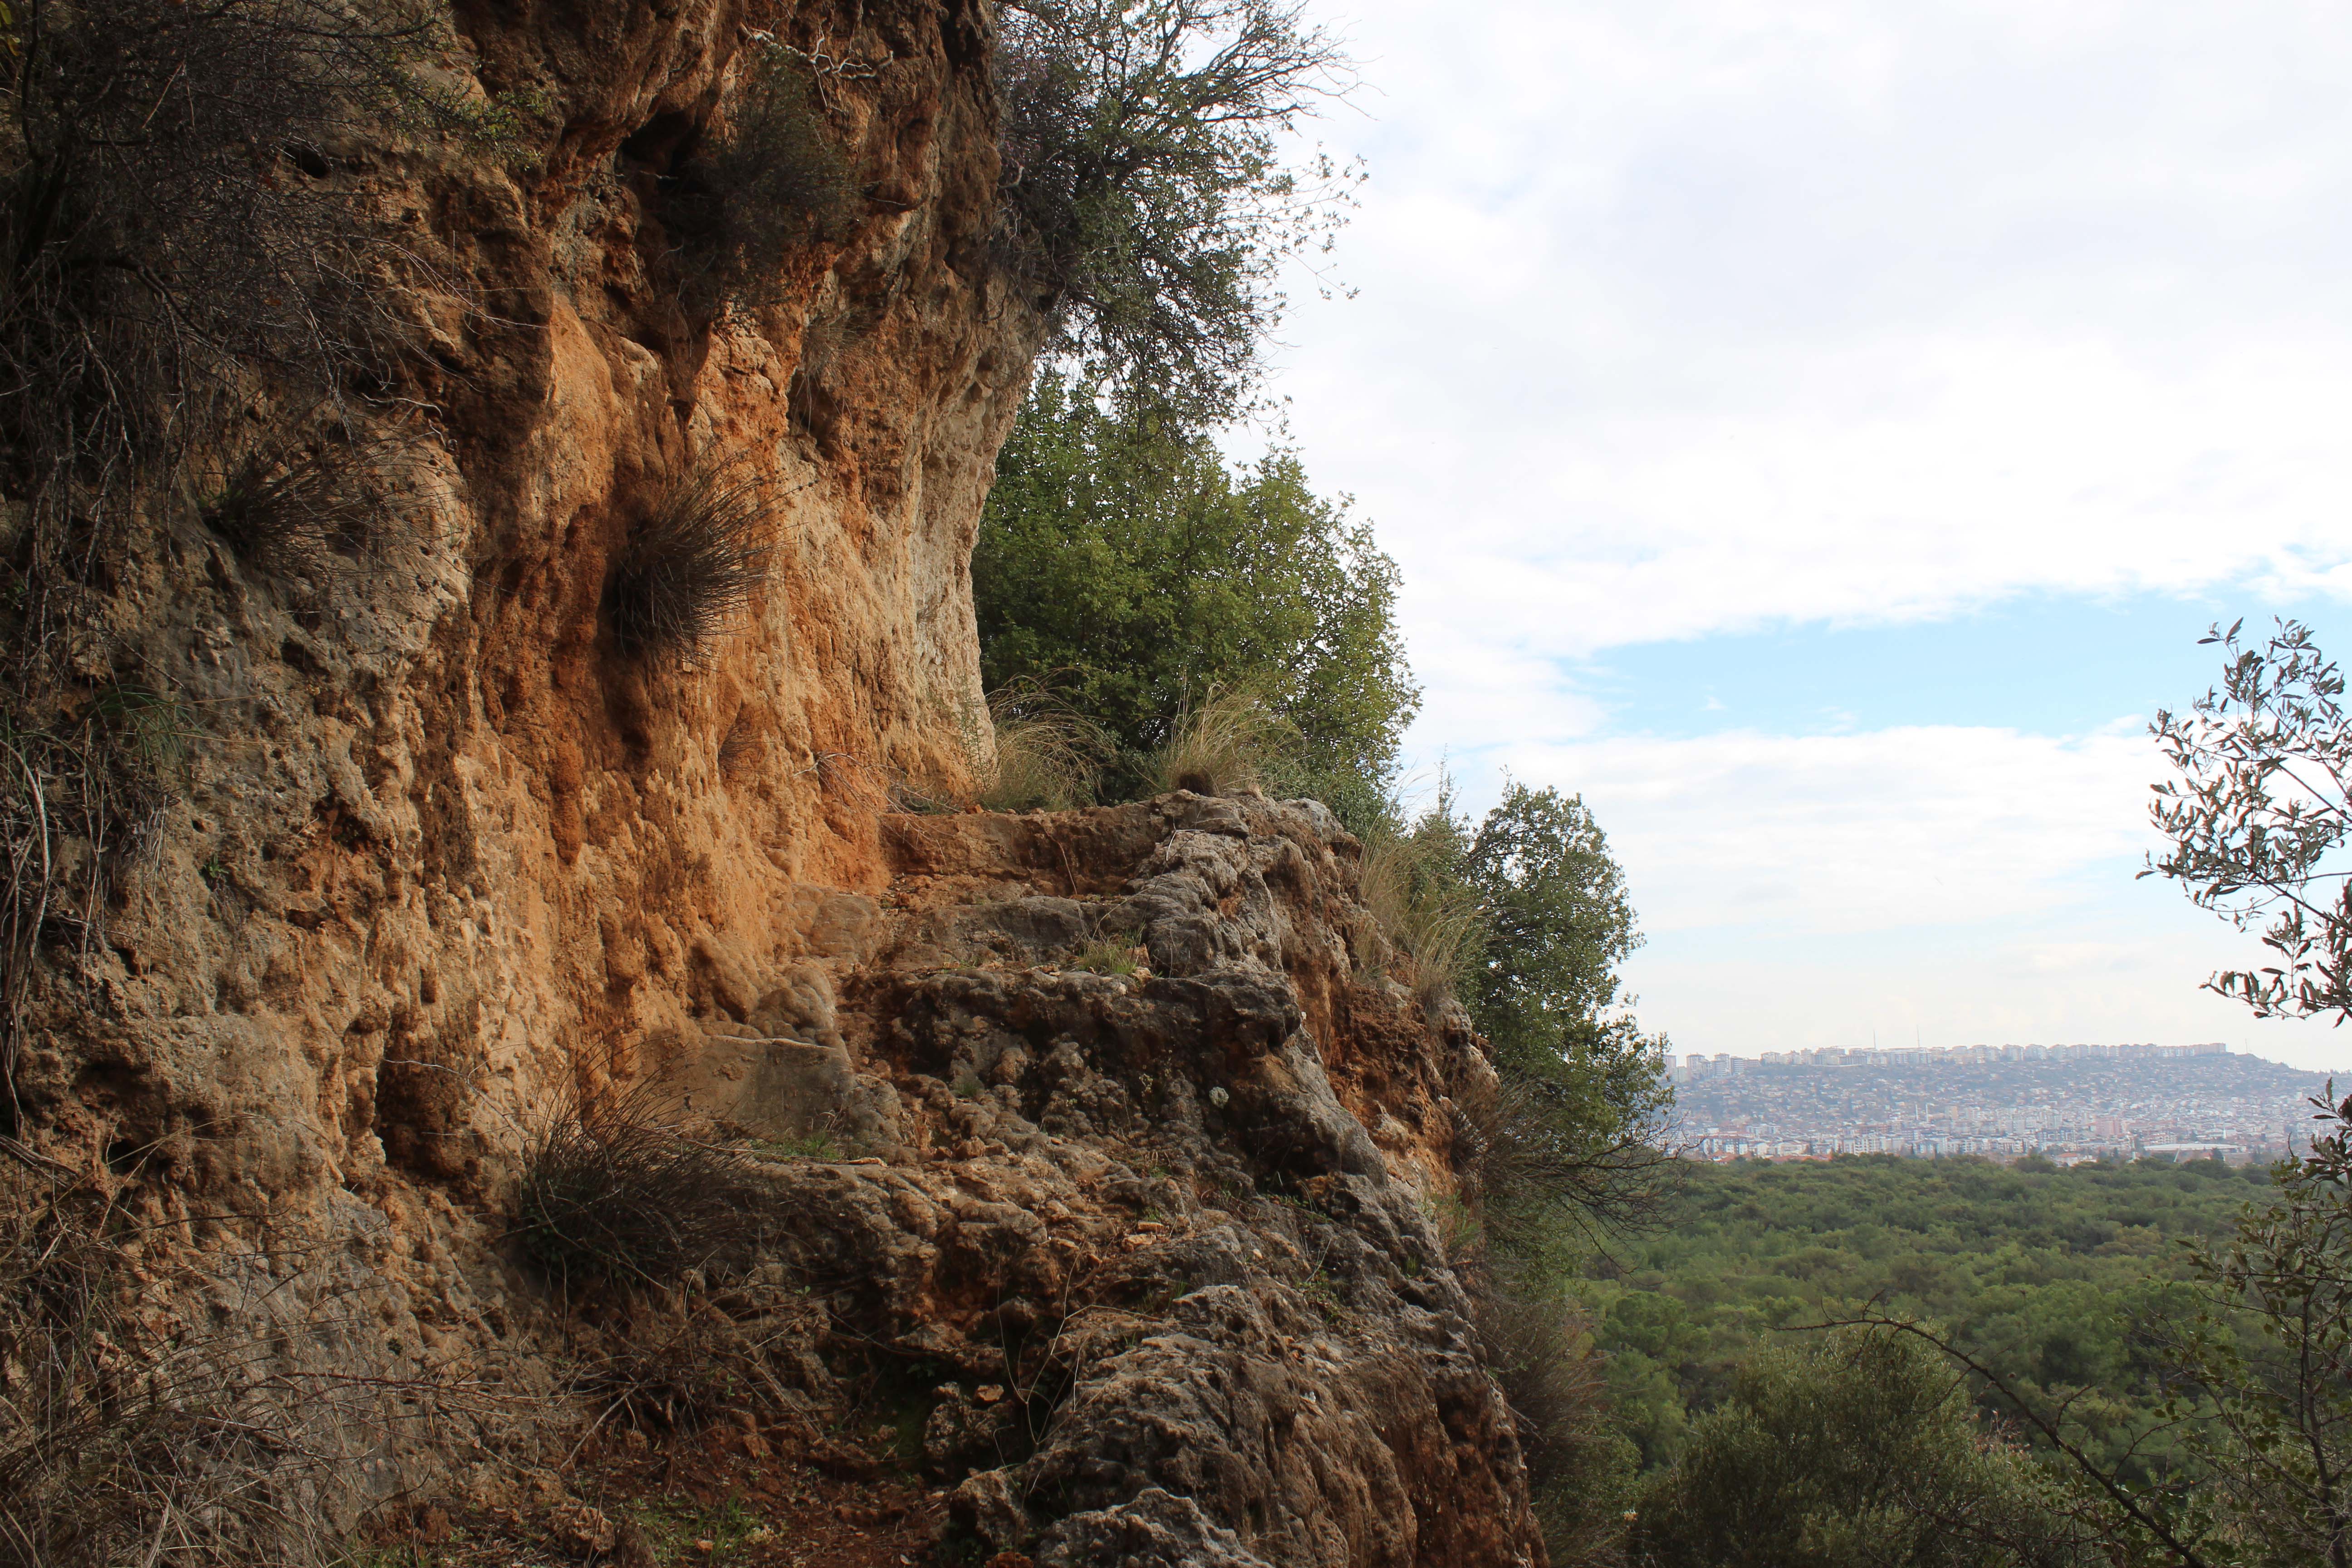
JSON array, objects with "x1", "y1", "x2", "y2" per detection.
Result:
[{"x1": 657, "y1": 791, "x2": 1547, "y2": 1568}]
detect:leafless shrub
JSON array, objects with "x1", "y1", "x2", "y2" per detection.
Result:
[
  {"x1": 575, "y1": 1277, "x2": 828, "y2": 1438},
  {"x1": 1149, "y1": 685, "x2": 1299, "y2": 797},
  {"x1": 513, "y1": 1083, "x2": 767, "y2": 1289},
  {"x1": 1470, "y1": 1283, "x2": 1634, "y2": 1566},
  {"x1": 0, "y1": 1165, "x2": 480, "y2": 1567},
  {"x1": 1452, "y1": 1069, "x2": 1675, "y2": 1252},
  {"x1": 976, "y1": 682, "x2": 1107, "y2": 811},
  {"x1": 603, "y1": 459, "x2": 777, "y2": 663}
]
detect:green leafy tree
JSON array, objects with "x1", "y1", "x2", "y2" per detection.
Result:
[
  {"x1": 995, "y1": 0, "x2": 1361, "y2": 422},
  {"x1": 973, "y1": 372, "x2": 1417, "y2": 806},
  {"x1": 1449, "y1": 783, "x2": 1674, "y2": 1247},
  {"x1": 1465, "y1": 784, "x2": 1643, "y2": 1069},
  {"x1": 1633, "y1": 1328, "x2": 2117, "y2": 1568}
]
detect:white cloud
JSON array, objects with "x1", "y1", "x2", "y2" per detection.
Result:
[
  {"x1": 1486, "y1": 724, "x2": 2156, "y2": 936},
  {"x1": 1469, "y1": 720, "x2": 2351, "y2": 1070},
  {"x1": 1273, "y1": 0, "x2": 2352, "y2": 662},
  {"x1": 1248, "y1": 0, "x2": 2352, "y2": 1073}
]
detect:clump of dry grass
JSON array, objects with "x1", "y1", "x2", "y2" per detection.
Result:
[
  {"x1": 1359, "y1": 833, "x2": 1483, "y2": 1008},
  {"x1": 196, "y1": 427, "x2": 410, "y2": 582},
  {"x1": 513, "y1": 1082, "x2": 766, "y2": 1289},
  {"x1": 976, "y1": 683, "x2": 1107, "y2": 812},
  {"x1": 1065, "y1": 938, "x2": 1145, "y2": 976},
  {"x1": 0, "y1": 1161, "x2": 472, "y2": 1567},
  {"x1": 603, "y1": 459, "x2": 775, "y2": 663},
  {"x1": 1149, "y1": 686, "x2": 1300, "y2": 798}
]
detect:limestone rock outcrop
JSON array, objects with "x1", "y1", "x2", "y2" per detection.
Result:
[{"x1": 730, "y1": 794, "x2": 1547, "y2": 1565}]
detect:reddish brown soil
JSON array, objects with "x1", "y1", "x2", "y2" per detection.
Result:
[{"x1": 362, "y1": 1421, "x2": 970, "y2": 1568}]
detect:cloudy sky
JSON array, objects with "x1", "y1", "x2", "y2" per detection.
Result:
[{"x1": 1264, "y1": 0, "x2": 2352, "y2": 1070}]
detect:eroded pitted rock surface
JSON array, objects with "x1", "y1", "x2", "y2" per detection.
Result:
[{"x1": 703, "y1": 794, "x2": 1547, "y2": 1567}]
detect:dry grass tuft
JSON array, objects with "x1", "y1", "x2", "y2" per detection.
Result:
[
  {"x1": 513, "y1": 1082, "x2": 766, "y2": 1289},
  {"x1": 198, "y1": 429, "x2": 407, "y2": 581},
  {"x1": 1065, "y1": 938, "x2": 1145, "y2": 976},
  {"x1": 1149, "y1": 686, "x2": 1300, "y2": 798},
  {"x1": 1359, "y1": 834, "x2": 1482, "y2": 1008},
  {"x1": 0, "y1": 1162, "x2": 478, "y2": 1567},
  {"x1": 976, "y1": 683, "x2": 1107, "y2": 812},
  {"x1": 603, "y1": 459, "x2": 775, "y2": 663}
]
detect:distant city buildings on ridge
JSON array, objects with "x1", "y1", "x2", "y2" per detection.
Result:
[{"x1": 1669, "y1": 1041, "x2": 2333, "y2": 1167}]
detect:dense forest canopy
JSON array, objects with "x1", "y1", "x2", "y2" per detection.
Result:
[{"x1": 1591, "y1": 1155, "x2": 2267, "y2": 1475}]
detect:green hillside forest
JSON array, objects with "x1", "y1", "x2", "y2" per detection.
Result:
[{"x1": 1588, "y1": 1154, "x2": 2275, "y2": 1476}]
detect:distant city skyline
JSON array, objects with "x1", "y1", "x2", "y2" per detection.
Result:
[
  {"x1": 1668, "y1": 1043, "x2": 2333, "y2": 1166},
  {"x1": 1672, "y1": 1039, "x2": 2350, "y2": 1073}
]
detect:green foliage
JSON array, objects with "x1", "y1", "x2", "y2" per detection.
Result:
[
  {"x1": 1632, "y1": 1328, "x2": 2113, "y2": 1568},
  {"x1": 1370, "y1": 779, "x2": 1675, "y2": 1251},
  {"x1": 974, "y1": 372, "x2": 1417, "y2": 811},
  {"x1": 1588, "y1": 1156, "x2": 2264, "y2": 1477},
  {"x1": 995, "y1": 0, "x2": 1361, "y2": 423},
  {"x1": 2157, "y1": 1091, "x2": 2352, "y2": 1567},
  {"x1": 1464, "y1": 783, "x2": 1642, "y2": 1073},
  {"x1": 2146, "y1": 618, "x2": 2352, "y2": 1023}
]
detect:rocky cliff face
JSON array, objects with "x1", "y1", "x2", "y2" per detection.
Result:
[
  {"x1": 735, "y1": 793, "x2": 1545, "y2": 1565},
  {"x1": 15, "y1": 0, "x2": 1023, "y2": 1240},
  {"x1": 1, "y1": 0, "x2": 1550, "y2": 1562}
]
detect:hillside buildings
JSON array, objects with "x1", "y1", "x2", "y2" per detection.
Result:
[{"x1": 1670, "y1": 1042, "x2": 2332, "y2": 1165}]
